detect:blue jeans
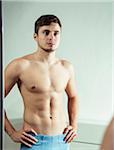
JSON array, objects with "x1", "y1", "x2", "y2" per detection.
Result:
[{"x1": 20, "y1": 133, "x2": 70, "y2": 150}]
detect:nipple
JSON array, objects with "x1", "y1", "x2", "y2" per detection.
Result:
[{"x1": 31, "y1": 86, "x2": 36, "y2": 89}]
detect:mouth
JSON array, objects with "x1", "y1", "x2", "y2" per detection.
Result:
[{"x1": 47, "y1": 43, "x2": 55, "y2": 46}]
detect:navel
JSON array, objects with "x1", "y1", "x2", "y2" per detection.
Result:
[{"x1": 50, "y1": 116, "x2": 52, "y2": 119}]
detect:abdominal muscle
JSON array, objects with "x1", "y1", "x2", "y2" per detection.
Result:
[{"x1": 22, "y1": 96, "x2": 68, "y2": 135}]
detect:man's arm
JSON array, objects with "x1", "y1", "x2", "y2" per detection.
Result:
[
  {"x1": 4, "y1": 59, "x2": 21, "y2": 136},
  {"x1": 4, "y1": 59, "x2": 38, "y2": 147},
  {"x1": 100, "y1": 116, "x2": 114, "y2": 150},
  {"x1": 63, "y1": 62, "x2": 79, "y2": 143}
]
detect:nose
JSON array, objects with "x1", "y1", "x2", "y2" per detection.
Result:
[{"x1": 48, "y1": 33, "x2": 55, "y2": 40}]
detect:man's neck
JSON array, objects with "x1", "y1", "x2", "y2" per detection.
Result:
[{"x1": 34, "y1": 48, "x2": 57, "y2": 65}]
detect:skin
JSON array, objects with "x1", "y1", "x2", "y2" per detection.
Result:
[
  {"x1": 4, "y1": 22, "x2": 78, "y2": 148},
  {"x1": 100, "y1": 116, "x2": 114, "y2": 150}
]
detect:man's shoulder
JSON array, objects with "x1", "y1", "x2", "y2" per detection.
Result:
[
  {"x1": 59, "y1": 59, "x2": 75, "y2": 75},
  {"x1": 7, "y1": 55, "x2": 31, "y2": 70},
  {"x1": 60, "y1": 59, "x2": 73, "y2": 69},
  {"x1": 9, "y1": 57, "x2": 29, "y2": 66}
]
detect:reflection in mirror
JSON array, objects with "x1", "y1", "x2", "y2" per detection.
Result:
[{"x1": 2, "y1": 1, "x2": 113, "y2": 150}]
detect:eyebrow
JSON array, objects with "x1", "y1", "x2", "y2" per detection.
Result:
[{"x1": 43, "y1": 29, "x2": 60, "y2": 33}]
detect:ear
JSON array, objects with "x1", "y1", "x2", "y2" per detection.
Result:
[{"x1": 33, "y1": 33, "x2": 38, "y2": 40}]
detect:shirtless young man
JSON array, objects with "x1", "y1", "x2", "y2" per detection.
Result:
[{"x1": 4, "y1": 15, "x2": 78, "y2": 150}]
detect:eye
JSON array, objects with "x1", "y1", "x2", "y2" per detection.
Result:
[
  {"x1": 43, "y1": 30, "x2": 49, "y2": 36},
  {"x1": 54, "y1": 32, "x2": 59, "y2": 36}
]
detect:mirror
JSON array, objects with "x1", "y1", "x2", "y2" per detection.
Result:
[{"x1": 3, "y1": 1, "x2": 113, "y2": 150}]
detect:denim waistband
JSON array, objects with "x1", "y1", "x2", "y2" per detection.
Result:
[
  {"x1": 20, "y1": 132, "x2": 70, "y2": 150},
  {"x1": 29, "y1": 132, "x2": 65, "y2": 142}
]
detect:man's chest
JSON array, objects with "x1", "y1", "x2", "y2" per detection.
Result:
[{"x1": 19, "y1": 63, "x2": 70, "y2": 92}]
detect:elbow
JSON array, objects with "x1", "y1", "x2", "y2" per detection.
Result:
[{"x1": 68, "y1": 95, "x2": 78, "y2": 101}]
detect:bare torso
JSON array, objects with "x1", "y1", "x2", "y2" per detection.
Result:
[{"x1": 17, "y1": 54, "x2": 70, "y2": 135}]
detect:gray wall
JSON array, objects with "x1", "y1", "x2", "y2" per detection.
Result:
[{"x1": 3, "y1": 1, "x2": 113, "y2": 125}]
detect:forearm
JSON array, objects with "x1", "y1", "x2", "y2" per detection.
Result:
[
  {"x1": 4, "y1": 111, "x2": 16, "y2": 137},
  {"x1": 68, "y1": 96, "x2": 78, "y2": 129}
]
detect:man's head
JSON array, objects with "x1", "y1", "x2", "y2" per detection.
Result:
[
  {"x1": 34, "y1": 15, "x2": 62, "y2": 53},
  {"x1": 34, "y1": 14, "x2": 62, "y2": 34}
]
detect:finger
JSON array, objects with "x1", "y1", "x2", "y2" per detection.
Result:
[
  {"x1": 22, "y1": 132, "x2": 38, "y2": 142},
  {"x1": 63, "y1": 128, "x2": 68, "y2": 134},
  {"x1": 63, "y1": 126, "x2": 72, "y2": 134},
  {"x1": 20, "y1": 139, "x2": 32, "y2": 147},
  {"x1": 30, "y1": 128, "x2": 37, "y2": 135},
  {"x1": 64, "y1": 130, "x2": 74, "y2": 142},
  {"x1": 21, "y1": 134, "x2": 36, "y2": 145},
  {"x1": 24, "y1": 128, "x2": 37, "y2": 136},
  {"x1": 67, "y1": 133, "x2": 76, "y2": 143}
]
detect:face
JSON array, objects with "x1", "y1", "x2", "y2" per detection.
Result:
[{"x1": 34, "y1": 23, "x2": 61, "y2": 52}]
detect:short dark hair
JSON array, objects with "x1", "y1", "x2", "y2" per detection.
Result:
[{"x1": 34, "y1": 14, "x2": 62, "y2": 34}]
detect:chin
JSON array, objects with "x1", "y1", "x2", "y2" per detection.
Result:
[
  {"x1": 43, "y1": 47, "x2": 56, "y2": 52},
  {"x1": 45, "y1": 49, "x2": 55, "y2": 53}
]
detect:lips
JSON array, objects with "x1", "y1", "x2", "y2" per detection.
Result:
[
  {"x1": 47, "y1": 43, "x2": 55, "y2": 46},
  {"x1": 47, "y1": 42, "x2": 55, "y2": 44}
]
